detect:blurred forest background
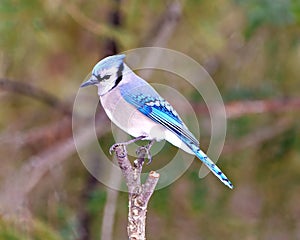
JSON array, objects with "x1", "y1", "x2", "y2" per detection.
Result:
[{"x1": 1, "y1": 0, "x2": 300, "y2": 239}]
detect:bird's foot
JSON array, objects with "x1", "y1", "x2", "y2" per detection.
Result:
[
  {"x1": 109, "y1": 143, "x2": 120, "y2": 155},
  {"x1": 109, "y1": 135, "x2": 146, "y2": 155},
  {"x1": 136, "y1": 146, "x2": 152, "y2": 164},
  {"x1": 136, "y1": 140, "x2": 155, "y2": 165}
]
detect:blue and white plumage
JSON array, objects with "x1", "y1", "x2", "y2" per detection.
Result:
[{"x1": 81, "y1": 54, "x2": 233, "y2": 189}]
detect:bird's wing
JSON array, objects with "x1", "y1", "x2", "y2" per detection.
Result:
[
  {"x1": 119, "y1": 83, "x2": 199, "y2": 146},
  {"x1": 119, "y1": 81, "x2": 233, "y2": 189}
]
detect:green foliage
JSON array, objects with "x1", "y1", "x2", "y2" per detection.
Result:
[
  {"x1": 0, "y1": 218, "x2": 62, "y2": 240},
  {"x1": 224, "y1": 85, "x2": 276, "y2": 101},
  {"x1": 150, "y1": 187, "x2": 170, "y2": 216},
  {"x1": 0, "y1": 220, "x2": 22, "y2": 240},
  {"x1": 0, "y1": 0, "x2": 44, "y2": 45},
  {"x1": 189, "y1": 170, "x2": 208, "y2": 212},
  {"x1": 87, "y1": 189, "x2": 107, "y2": 215},
  {"x1": 31, "y1": 220, "x2": 62, "y2": 240},
  {"x1": 54, "y1": 206, "x2": 75, "y2": 240},
  {"x1": 292, "y1": 0, "x2": 300, "y2": 22},
  {"x1": 235, "y1": 0, "x2": 295, "y2": 38},
  {"x1": 259, "y1": 127, "x2": 297, "y2": 163}
]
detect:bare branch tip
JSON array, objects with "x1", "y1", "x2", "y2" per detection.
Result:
[{"x1": 149, "y1": 171, "x2": 159, "y2": 178}]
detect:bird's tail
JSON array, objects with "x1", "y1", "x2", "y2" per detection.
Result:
[{"x1": 189, "y1": 143, "x2": 233, "y2": 189}]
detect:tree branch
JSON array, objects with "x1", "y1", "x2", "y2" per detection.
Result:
[
  {"x1": 111, "y1": 145, "x2": 159, "y2": 240},
  {"x1": 188, "y1": 97, "x2": 300, "y2": 119},
  {"x1": 225, "y1": 98, "x2": 300, "y2": 118},
  {"x1": 0, "y1": 78, "x2": 71, "y2": 115},
  {"x1": 223, "y1": 116, "x2": 292, "y2": 154}
]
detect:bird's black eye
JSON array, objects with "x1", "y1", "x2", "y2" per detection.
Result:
[{"x1": 102, "y1": 74, "x2": 111, "y2": 80}]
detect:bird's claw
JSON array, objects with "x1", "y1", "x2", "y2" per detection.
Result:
[
  {"x1": 109, "y1": 143, "x2": 120, "y2": 155},
  {"x1": 109, "y1": 136, "x2": 147, "y2": 155},
  {"x1": 136, "y1": 146, "x2": 152, "y2": 165}
]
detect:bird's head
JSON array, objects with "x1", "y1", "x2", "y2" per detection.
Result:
[{"x1": 81, "y1": 54, "x2": 126, "y2": 96}]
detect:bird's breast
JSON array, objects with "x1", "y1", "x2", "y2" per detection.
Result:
[{"x1": 100, "y1": 87, "x2": 166, "y2": 141}]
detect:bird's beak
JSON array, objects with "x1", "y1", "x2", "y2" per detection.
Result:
[{"x1": 80, "y1": 75, "x2": 98, "y2": 88}]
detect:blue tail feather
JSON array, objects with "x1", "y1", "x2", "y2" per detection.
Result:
[{"x1": 189, "y1": 143, "x2": 233, "y2": 189}]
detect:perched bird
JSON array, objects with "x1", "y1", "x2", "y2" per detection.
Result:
[{"x1": 81, "y1": 54, "x2": 233, "y2": 189}]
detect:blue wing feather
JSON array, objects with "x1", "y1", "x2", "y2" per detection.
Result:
[{"x1": 119, "y1": 82, "x2": 199, "y2": 146}]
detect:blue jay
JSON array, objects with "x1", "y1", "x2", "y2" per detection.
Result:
[{"x1": 81, "y1": 54, "x2": 233, "y2": 189}]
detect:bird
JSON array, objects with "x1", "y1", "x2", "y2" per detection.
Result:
[{"x1": 81, "y1": 54, "x2": 233, "y2": 189}]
